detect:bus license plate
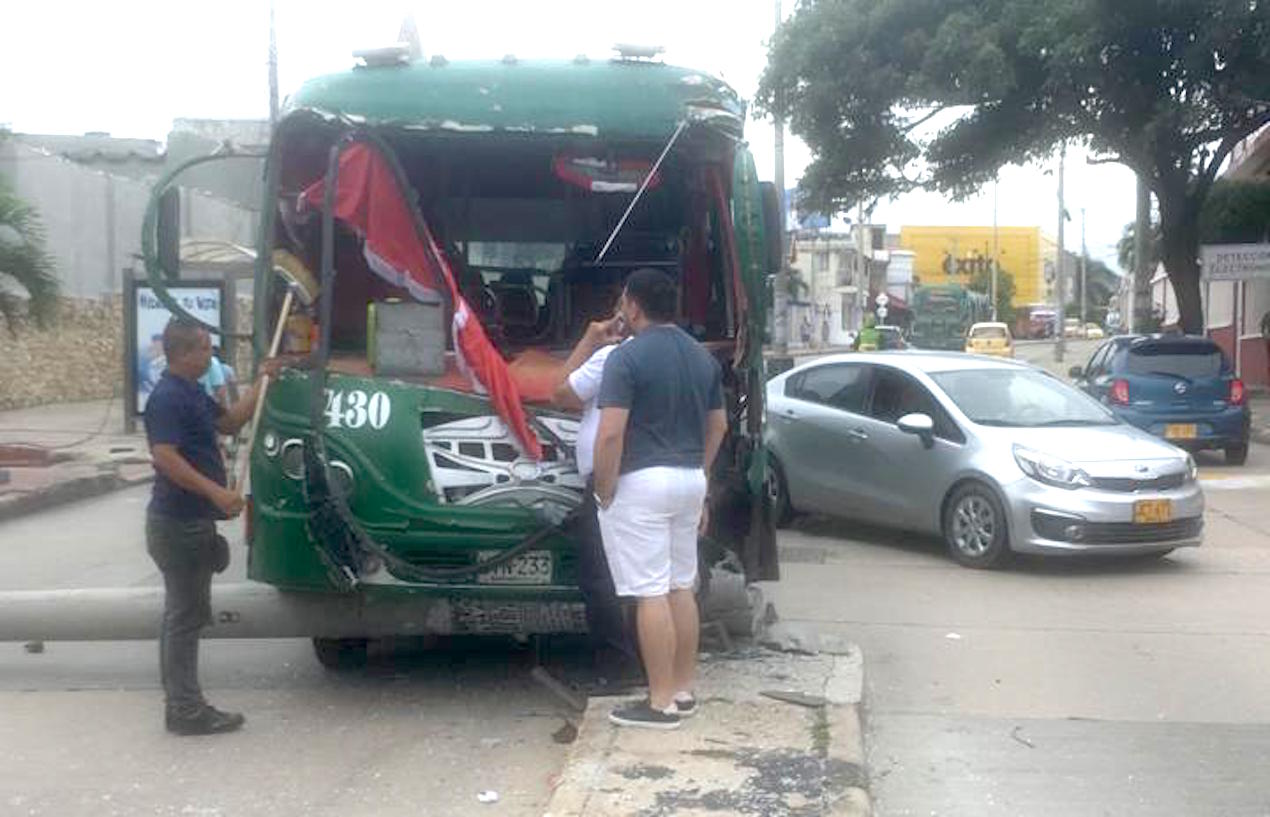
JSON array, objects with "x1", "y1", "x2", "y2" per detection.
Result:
[
  {"x1": 1133, "y1": 499, "x2": 1172, "y2": 525},
  {"x1": 476, "y1": 551, "x2": 553, "y2": 585},
  {"x1": 1164, "y1": 424, "x2": 1197, "y2": 440}
]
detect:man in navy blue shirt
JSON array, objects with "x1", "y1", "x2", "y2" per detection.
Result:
[{"x1": 145, "y1": 318, "x2": 275, "y2": 735}]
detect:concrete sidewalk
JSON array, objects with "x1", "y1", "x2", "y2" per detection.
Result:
[
  {"x1": 0, "y1": 399, "x2": 152, "y2": 521},
  {"x1": 1250, "y1": 392, "x2": 1270, "y2": 446},
  {"x1": 545, "y1": 636, "x2": 869, "y2": 817}
]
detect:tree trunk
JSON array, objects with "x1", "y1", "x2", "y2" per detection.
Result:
[{"x1": 1157, "y1": 190, "x2": 1204, "y2": 334}]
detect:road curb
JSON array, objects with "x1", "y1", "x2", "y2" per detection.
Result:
[
  {"x1": 544, "y1": 645, "x2": 870, "y2": 817},
  {"x1": 0, "y1": 471, "x2": 153, "y2": 523},
  {"x1": 824, "y1": 650, "x2": 871, "y2": 817}
]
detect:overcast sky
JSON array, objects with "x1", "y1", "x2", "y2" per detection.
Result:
[{"x1": 2, "y1": 0, "x2": 1135, "y2": 270}]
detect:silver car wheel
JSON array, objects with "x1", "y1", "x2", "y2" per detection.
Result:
[
  {"x1": 764, "y1": 458, "x2": 793, "y2": 527},
  {"x1": 952, "y1": 495, "x2": 996, "y2": 557}
]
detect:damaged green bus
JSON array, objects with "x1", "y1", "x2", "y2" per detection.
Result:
[{"x1": 150, "y1": 50, "x2": 780, "y2": 667}]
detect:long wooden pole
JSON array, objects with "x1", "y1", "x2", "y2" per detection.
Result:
[{"x1": 234, "y1": 287, "x2": 294, "y2": 490}]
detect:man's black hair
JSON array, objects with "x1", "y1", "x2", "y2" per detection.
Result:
[
  {"x1": 162, "y1": 317, "x2": 206, "y2": 359},
  {"x1": 624, "y1": 267, "x2": 677, "y2": 323}
]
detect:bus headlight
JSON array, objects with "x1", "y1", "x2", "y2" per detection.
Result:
[
  {"x1": 280, "y1": 439, "x2": 306, "y2": 480},
  {"x1": 328, "y1": 460, "x2": 355, "y2": 498}
]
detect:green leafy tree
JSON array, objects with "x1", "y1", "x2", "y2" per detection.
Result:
[
  {"x1": 1199, "y1": 179, "x2": 1270, "y2": 243},
  {"x1": 1117, "y1": 221, "x2": 1161, "y2": 278},
  {"x1": 967, "y1": 263, "x2": 1016, "y2": 325},
  {"x1": 759, "y1": 0, "x2": 1270, "y2": 334},
  {"x1": 1119, "y1": 179, "x2": 1270, "y2": 275},
  {"x1": 1072, "y1": 255, "x2": 1118, "y2": 326},
  {"x1": 0, "y1": 133, "x2": 58, "y2": 332}
]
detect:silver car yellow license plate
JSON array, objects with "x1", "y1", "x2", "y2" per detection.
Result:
[{"x1": 1133, "y1": 499, "x2": 1173, "y2": 525}]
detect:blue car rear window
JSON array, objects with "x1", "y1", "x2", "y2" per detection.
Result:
[{"x1": 1125, "y1": 343, "x2": 1224, "y2": 378}]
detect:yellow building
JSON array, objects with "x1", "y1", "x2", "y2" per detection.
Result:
[{"x1": 898, "y1": 226, "x2": 1058, "y2": 308}]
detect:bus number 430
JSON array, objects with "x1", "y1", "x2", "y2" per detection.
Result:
[{"x1": 324, "y1": 389, "x2": 391, "y2": 430}]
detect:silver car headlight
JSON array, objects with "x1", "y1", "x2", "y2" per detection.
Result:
[
  {"x1": 1185, "y1": 454, "x2": 1198, "y2": 483},
  {"x1": 1013, "y1": 445, "x2": 1092, "y2": 490}
]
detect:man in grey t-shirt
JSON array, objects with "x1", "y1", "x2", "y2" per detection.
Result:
[{"x1": 593, "y1": 268, "x2": 727, "y2": 730}]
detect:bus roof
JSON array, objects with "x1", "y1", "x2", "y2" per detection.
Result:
[{"x1": 285, "y1": 58, "x2": 746, "y2": 142}]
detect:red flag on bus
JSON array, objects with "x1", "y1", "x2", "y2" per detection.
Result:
[{"x1": 300, "y1": 142, "x2": 542, "y2": 459}]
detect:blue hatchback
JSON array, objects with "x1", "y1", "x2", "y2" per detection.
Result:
[{"x1": 1070, "y1": 334, "x2": 1251, "y2": 464}]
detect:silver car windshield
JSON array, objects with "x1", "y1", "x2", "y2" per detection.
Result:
[{"x1": 930, "y1": 368, "x2": 1117, "y2": 427}]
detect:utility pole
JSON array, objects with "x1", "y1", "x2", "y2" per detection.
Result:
[
  {"x1": 991, "y1": 176, "x2": 999, "y2": 321},
  {"x1": 857, "y1": 201, "x2": 868, "y2": 329},
  {"x1": 772, "y1": 0, "x2": 790, "y2": 355},
  {"x1": 1133, "y1": 174, "x2": 1151, "y2": 333},
  {"x1": 1055, "y1": 143, "x2": 1066, "y2": 363},
  {"x1": 268, "y1": 0, "x2": 279, "y2": 127},
  {"x1": 1080, "y1": 207, "x2": 1087, "y2": 330}
]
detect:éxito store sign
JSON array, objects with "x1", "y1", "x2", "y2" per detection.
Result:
[{"x1": 941, "y1": 252, "x2": 996, "y2": 278}]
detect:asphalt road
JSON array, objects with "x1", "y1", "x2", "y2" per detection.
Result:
[
  {"x1": 0, "y1": 487, "x2": 588, "y2": 817},
  {"x1": 1014, "y1": 336, "x2": 1104, "y2": 377},
  {"x1": 766, "y1": 437, "x2": 1270, "y2": 816}
]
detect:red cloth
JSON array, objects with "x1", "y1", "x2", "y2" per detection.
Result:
[{"x1": 300, "y1": 143, "x2": 542, "y2": 459}]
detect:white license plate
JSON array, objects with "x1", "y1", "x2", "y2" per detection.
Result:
[{"x1": 475, "y1": 551, "x2": 554, "y2": 585}]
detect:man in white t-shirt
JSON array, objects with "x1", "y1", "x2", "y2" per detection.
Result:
[{"x1": 553, "y1": 313, "x2": 637, "y2": 679}]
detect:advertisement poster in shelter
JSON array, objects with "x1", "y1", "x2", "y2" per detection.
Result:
[{"x1": 131, "y1": 283, "x2": 224, "y2": 414}]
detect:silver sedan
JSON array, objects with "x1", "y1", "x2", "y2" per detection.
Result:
[{"x1": 765, "y1": 352, "x2": 1204, "y2": 568}]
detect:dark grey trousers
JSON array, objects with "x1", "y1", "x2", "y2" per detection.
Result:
[{"x1": 146, "y1": 512, "x2": 217, "y2": 716}]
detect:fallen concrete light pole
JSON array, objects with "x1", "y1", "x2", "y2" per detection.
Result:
[
  {"x1": 0, "y1": 563, "x2": 763, "y2": 645},
  {"x1": 0, "y1": 583, "x2": 547, "y2": 642}
]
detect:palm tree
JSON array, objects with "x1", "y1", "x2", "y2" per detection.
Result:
[
  {"x1": 1116, "y1": 221, "x2": 1161, "y2": 276},
  {"x1": 0, "y1": 162, "x2": 59, "y2": 333}
]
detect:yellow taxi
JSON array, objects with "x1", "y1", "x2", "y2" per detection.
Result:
[{"x1": 965, "y1": 322, "x2": 1015, "y2": 357}]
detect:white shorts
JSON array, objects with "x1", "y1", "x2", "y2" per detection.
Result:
[{"x1": 597, "y1": 467, "x2": 708, "y2": 598}]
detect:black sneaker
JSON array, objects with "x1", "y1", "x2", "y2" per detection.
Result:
[
  {"x1": 609, "y1": 700, "x2": 681, "y2": 730},
  {"x1": 166, "y1": 705, "x2": 245, "y2": 736},
  {"x1": 673, "y1": 696, "x2": 697, "y2": 718}
]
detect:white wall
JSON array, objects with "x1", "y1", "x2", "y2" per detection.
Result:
[
  {"x1": 1205, "y1": 280, "x2": 1237, "y2": 331},
  {"x1": 1243, "y1": 280, "x2": 1270, "y2": 339},
  {"x1": 0, "y1": 142, "x2": 256, "y2": 299},
  {"x1": 887, "y1": 250, "x2": 915, "y2": 302}
]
